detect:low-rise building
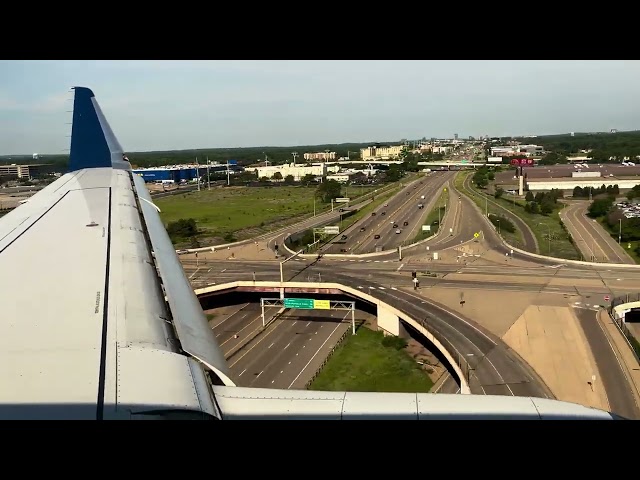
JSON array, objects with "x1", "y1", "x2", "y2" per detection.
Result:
[
  {"x1": 304, "y1": 151, "x2": 336, "y2": 161},
  {"x1": 254, "y1": 163, "x2": 327, "y2": 181}
]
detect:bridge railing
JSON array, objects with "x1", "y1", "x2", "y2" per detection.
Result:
[{"x1": 610, "y1": 292, "x2": 640, "y2": 311}]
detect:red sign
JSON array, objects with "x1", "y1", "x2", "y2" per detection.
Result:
[
  {"x1": 604, "y1": 295, "x2": 611, "y2": 302},
  {"x1": 510, "y1": 158, "x2": 534, "y2": 166}
]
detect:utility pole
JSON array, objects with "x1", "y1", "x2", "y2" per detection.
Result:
[
  {"x1": 619, "y1": 218, "x2": 622, "y2": 244},
  {"x1": 196, "y1": 157, "x2": 200, "y2": 191},
  {"x1": 226, "y1": 159, "x2": 230, "y2": 186},
  {"x1": 292, "y1": 151, "x2": 298, "y2": 166},
  {"x1": 207, "y1": 156, "x2": 211, "y2": 190}
]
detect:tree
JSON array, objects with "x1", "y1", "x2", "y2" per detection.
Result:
[
  {"x1": 525, "y1": 191, "x2": 534, "y2": 202},
  {"x1": 494, "y1": 187, "x2": 504, "y2": 199},
  {"x1": 272, "y1": 171, "x2": 283, "y2": 181},
  {"x1": 284, "y1": 174, "x2": 295, "y2": 184},
  {"x1": 316, "y1": 179, "x2": 341, "y2": 203},
  {"x1": 587, "y1": 198, "x2": 614, "y2": 218}
]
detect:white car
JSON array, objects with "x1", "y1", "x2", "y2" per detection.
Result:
[{"x1": 395, "y1": 229, "x2": 401, "y2": 234}]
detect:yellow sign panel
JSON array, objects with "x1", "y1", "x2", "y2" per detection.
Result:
[
  {"x1": 314, "y1": 300, "x2": 331, "y2": 310},
  {"x1": 474, "y1": 232, "x2": 480, "y2": 238}
]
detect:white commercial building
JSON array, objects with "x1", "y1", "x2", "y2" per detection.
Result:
[
  {"x1": 361, "y1": 145, "x2": 404, "y2": 160},
  {"x1": 326, "y1": 174, "x2": 351, "y2": 183},
  {"x1": 304, "y1": 151, "x2": 336, "y2": 161},
  {"x1": 254, "y1": 163, "x2": 327, "y2": 181}
]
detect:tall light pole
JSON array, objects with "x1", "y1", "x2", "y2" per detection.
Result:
[
  {"x1": 292, "y1": 152, "x2": 298, "y2": 166},
  {"x1": 619, "y1": 218, "x2": 622, "y2": 245}
]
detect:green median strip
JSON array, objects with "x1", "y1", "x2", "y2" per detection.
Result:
[{"x1": 308, "y1": 327, "x2": 434, "y2": 393}]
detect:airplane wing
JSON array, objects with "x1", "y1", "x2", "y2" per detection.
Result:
[
  {"x1": 0, "y1": 87, "x2": 619, "y2": 420},
  {"x1": 0, "y1": 87, "x2": 232, "y2": 420}
]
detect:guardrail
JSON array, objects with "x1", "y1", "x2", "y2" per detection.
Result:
[
  {"x1": 606, "y1": 309, "x2": 640, "y2": 366},
  {"x1": 305, "y1": 327, "x2": 352, "y2": 388}
]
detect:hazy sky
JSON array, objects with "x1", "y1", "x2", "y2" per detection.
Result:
[{"x1": 1, "y1": 60, "x2": 640, "y2": 155}]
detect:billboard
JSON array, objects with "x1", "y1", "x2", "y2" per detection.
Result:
[
  {"x1": 228, "y1": 159, "x2": 237, "y2": 165},
  {"x1": 487, "y1": 156, "x2": 503, "y2": 163},
  {"x1": 510, "y1": 158, "x2": 534, "y2": 166},
  {"x1": 335, "y1": 198, "x2": 350, "y2": 203},
  {"x1": 324, "y1": 226, "x2": 340, "y2": 235}
]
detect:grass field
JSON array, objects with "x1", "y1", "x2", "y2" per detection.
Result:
[
  {"x1": 309, "y1": 327, "x2": 434, "y2": 393},
  {"x1": 412, "y1": 187, "x2": 447, "y2": 243},
  {"x1": 155, "y1": 184, "x2": 379, "y2": 246},
  {"x1": 597, "y1": 217, "x2": 640, "y2": 264}
]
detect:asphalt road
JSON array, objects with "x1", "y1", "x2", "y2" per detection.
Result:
[
  {"x1": 322, "y1": 173, "x2": 452, "y2": 254},
  {"x1": 460, "y1": 171, "x2": 539, "y2": 253},
  {"x1": 573, "y1": 307, "x2": 640, "y2": 419},
  {"x1": 224, "y1": 308, "x2": 367, "y2": 389},
  {"x1": 560, "y1": 201, "x2": 634, "y2": 264}
]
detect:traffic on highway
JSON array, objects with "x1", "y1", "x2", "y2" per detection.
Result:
[{"x1": 323, "y1": 171, "x2": 455, "y2": 254}]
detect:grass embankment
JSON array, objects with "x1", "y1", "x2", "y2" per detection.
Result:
[
  {"x1": 309, "y1": 327, "x2": 434, "y2": 393},
  {"x1": 595, "y1": 217, "x2": 640, "y2": 264},
  {"x1": 412, "y1": 187, "x2": 447, "y2": 243},
  {"x1": 456, "y1": 172, "x2": 581, "y2": 260},
  {"x1": 156, "y1": 184, "x2": 380, "y2": 247}
]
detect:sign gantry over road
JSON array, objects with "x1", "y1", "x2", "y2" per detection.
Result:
[{"x1": 261, "y1": 298, "x2": 357, "y2": 334}]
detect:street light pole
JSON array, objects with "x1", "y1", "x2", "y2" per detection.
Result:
[{"x1": 619, "y1": 218, "x2": 622, "y2": 244}]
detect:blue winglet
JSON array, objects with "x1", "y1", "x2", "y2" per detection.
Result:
[{"x1": 68, "y1": 87, "x2": 131, "y2": 172}]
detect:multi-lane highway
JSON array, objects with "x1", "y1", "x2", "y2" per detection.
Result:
[
  {"x1": 210, "y1": 304, "x2": 373, "y2": 389},
  {"x1": 323, "y1": 172, "x2": 454, "y2": 254},
  {"x1": 560, "y1": 201, "x2": 634, "y2": 264}
]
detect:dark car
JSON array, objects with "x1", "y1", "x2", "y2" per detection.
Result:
[
  {"x1": 374, "y1": 234, "x2": 380, "y2": 239},
  {"x1": 360, "y1": 227, "x2": 366, "y2": 232},
  {"x1": 341, "y1": 234, "x2": 347, "y2": 240},
  {"x1": 403, "y1": 221, "x2": 409, "y2": 226},
  {"x1": 371, "y1": 212, "x2": 376, "y2": 216},
  {"x1": 381, "y1": 211, "x2": 386, "y2": 216},
  {"x1": 392, "y1": 223, "x2": 398, "y2": 228}
]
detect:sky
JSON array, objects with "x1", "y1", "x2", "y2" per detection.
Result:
[{"x1": 1, "y1": 60, "x2": 640, "y2": 156}]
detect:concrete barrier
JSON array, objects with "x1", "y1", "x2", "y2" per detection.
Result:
[{"x1": 195, "y1": 280, "x2": 471, "y2": 394}]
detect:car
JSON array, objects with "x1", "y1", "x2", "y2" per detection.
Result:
[
  {"x1": 395, "y1": 229, "x2": 401, "y2": 234},
  {"x1": 371, "y1": 212, "x2": 376, "y2": 216},
  {"x1": 360, "y1": 227, "x2": 366, "y2": 232},
  {"x1": 381, "y1": 211, "x2": 386, "y2": 216},
  {"x1": 341, "y1": 234, "x2": 347, "y2": 240},
  {"x1": 403, "y1": 221, "x2": 409, "y2": 226},
  {"x1": 374, "y1": 234, "x2": 380, "y2": 239},
  {"x1": 384, "y1": 203, "x2": 388, "y2": 207},
  {"x1": 392, "y1": 223, "x2": 398, "y2": 228}
]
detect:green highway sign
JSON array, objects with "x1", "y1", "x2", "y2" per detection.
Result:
[{"x1": 283, "y1": 298, "x2": 315, "y2": 309}]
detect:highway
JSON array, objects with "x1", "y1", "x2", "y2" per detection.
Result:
[
  {"x1": 560, "y1": 201, "x2": 634, "y2": 264},
  {"x1": 573, "y1": 307, "x2": 640, "y2": 419},
  {"x1": 215, "y1": 307, "x2": 372, "y2": 389},
  {"x1": 460, "y1": 171, "x2": 539, "y2": 253},
  {"x1": 323, "y1": 172, "x2": 452, "y2": 254}
]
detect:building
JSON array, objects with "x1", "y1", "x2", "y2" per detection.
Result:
[
  {"x1": 360, "y1": 145, "x2": 404, "y2": 160},
  {"x1": 303, "y1": 151, "x2": 336, "y2": 162},
  {"x1": 254, "y1": 163, "x2": 327, "y2": 181},
  {"x1": 490, "y1": 144, "x2": 545, "y2": 157},
  {"x1": 132, "y1": 165, "x2": 207, "y2": 183},
  {"x1": 0, "y1": 164, "x2": 48, "y2": 179}
]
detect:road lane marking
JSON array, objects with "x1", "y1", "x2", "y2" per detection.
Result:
[
  {"x1": 397, "y1": 263, "x2": 405, "y2": 271},
  {"x1": 288, "y1": 314, "x2": 346, "y2": 389},
  {"x1": 239, "y1": 368, "x2": 246, "y2": 377}
]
